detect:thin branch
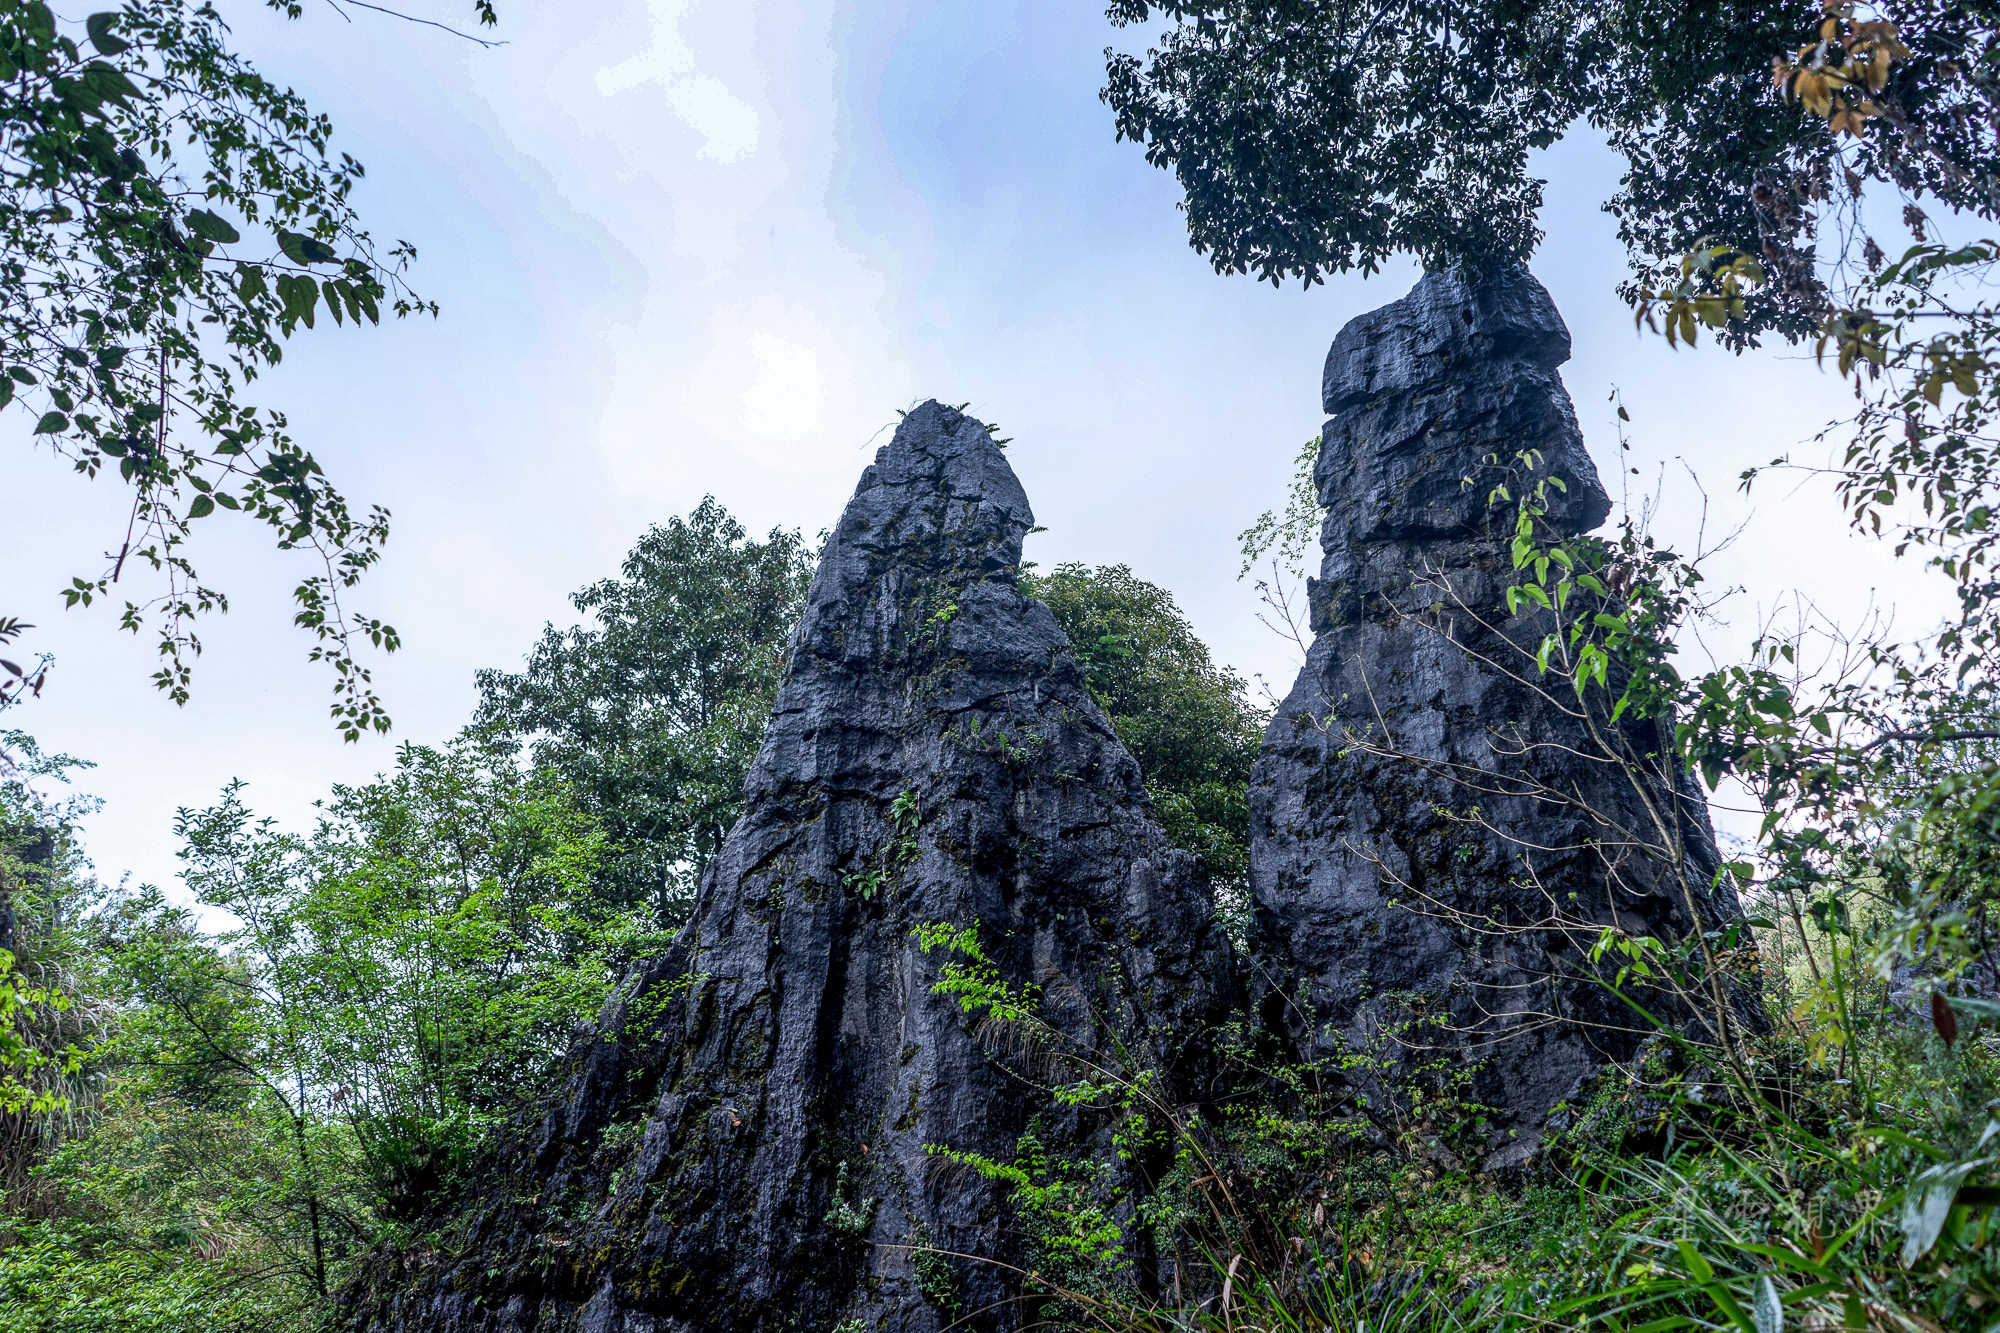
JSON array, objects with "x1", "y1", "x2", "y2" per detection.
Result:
[
  {"x1": 334, "y1": 0, "x2": 508, "y2": 48},
  {"x1": 1851, "y1": 726, "x2": 2000, "y2": 753}
]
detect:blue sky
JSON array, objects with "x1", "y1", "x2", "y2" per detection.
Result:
[{"x1": 4, "y1": 0, "x2": 1952, "y2": 891}]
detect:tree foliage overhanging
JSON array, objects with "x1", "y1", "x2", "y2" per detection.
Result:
[
  {"x1": 1, "y1": 0, "x2": 500, "y2": 735},
  {"x1": 1103, "y1": 0, "x2": 2000, "y2": 342}
]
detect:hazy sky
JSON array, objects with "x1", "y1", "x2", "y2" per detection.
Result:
[{"x1": 4, "y1": 0, "x2": 1956, "y2": 893}]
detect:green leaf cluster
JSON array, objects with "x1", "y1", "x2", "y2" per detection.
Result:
[
  {"x1": 1102, "y1": 0, "x2": 2000, "y2": 348},
  {"x1": 475, "y1": 498, "x2": 815, "y2": 925},
  {"x1": 0, "y1": 1, "x2": 473, "y2": 734},
  {"x1": 1024, "y1": 562, "x2": 1263, "y2": 892}
]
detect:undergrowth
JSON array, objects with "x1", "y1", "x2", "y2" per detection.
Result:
[{"x1": 913, "y1": 916, "x2": 2000, "y2": 1333}]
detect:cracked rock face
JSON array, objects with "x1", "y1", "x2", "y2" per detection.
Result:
[
  {"x1": 1249, "y1": 266, "x2": 1739, "y2": 1170},
  {"x1": 345, "y1": 401, "x2": 1234, "y2": 1333}
]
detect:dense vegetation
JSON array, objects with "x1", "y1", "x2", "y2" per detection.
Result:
[{"x1": 0, "y1": 508, "x2": 1261, "y2": 1331}]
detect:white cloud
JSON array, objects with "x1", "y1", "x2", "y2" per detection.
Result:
[{"x1": 595, "y1": 0, "x2": 759, "y2": 163}]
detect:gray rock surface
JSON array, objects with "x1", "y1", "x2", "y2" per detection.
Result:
[
  {"x1": 1250, "y1": 266, "x2": 1739, "y2": 1170},
  {"x1": 344, "y1": 401, "x2": 1234, "y2": 1333}
]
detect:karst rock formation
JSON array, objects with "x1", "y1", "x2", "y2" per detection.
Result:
[
  {"x1": 1247, "y1": 264, "x2": 1740, "y2": 1170},
  {"x1": 344, "y1": 401, "x2": 1235, "y2": 1333}
]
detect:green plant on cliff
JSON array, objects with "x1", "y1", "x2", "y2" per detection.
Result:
[
  {"x1": 1225, "y1": 444, "x2": 2000, "y2": 1333},
  {"x1": 910, "y1": 421, "x2": 2000, "y2": 1332},
  {"x1": 1238, "y1": 435, "x2": 1322, "y2": 585},
  {"x1": 909, "y1": 916, "x2": 1534, "y2": 1329},
  {"x1": 476, "y1": 497, "x2": 816, "y2": 926}
]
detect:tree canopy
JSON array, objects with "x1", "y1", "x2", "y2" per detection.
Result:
[
  {"x1": 474, "y1": 499, "x2": 816, "y2": 925},
  {"x1": 1103, "y1": 0, "x2": 2000, "y2": 343}
]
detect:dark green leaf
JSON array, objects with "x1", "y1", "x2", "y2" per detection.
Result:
[
  {"x1": 278, "y1": 273, "x2": 318, "y2": 329},
  {"x1": 186, "y1": 210, "x2": 242, "y2": 245},
  {"x1": 277, "y1": 231, "x2": 339, "y2": 266},
  {"x1": 188, "y1": 495, "x2": 215, "y2": 519},
  {"x1": 33, "y1": 411, "x2": 68, "y2": 433},
  {"x1": 80, "y1": 62, "x2": 141, "y2": 108},
  {"x1": 85, "y1": 13, "x2": 130, "y2": 55}
]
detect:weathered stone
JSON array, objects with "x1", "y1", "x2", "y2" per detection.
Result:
[
  {"x1": 344, "y1": 401, "x2": 1235, "y2": 1333},
  {"x1": 1249, "y1": 266, "x2": 1740, "y2": 1171}
]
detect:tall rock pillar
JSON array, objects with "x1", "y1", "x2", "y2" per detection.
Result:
[
  {"x1": 1248, "y1": 266, "x2": 1739, "y2": 1170},
  {"x1": 349, "y1": 401, "x2": 1234, "y2": 1333}
]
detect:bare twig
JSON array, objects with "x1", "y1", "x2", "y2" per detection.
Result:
[{"x1": 327, "y1": 0, "x2": 506, "y2": 47}]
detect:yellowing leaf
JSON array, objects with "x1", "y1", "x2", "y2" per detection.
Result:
[
  {"x1": 1797, "y1": 70, "x2": 1833, "y2": 115},
  {"x1": 1870, "y1": 45, "x2": 1892, "y2": 88}
]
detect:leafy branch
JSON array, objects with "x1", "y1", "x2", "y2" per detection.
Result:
[{"x1": 0, "y1": 1, "x2": 481, "y2": 737}]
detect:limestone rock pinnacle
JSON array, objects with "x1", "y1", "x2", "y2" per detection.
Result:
[
  {"x1": 346, "y1": 401, "x2": 1235, "y2": 1333},
  {"x1": 1250, "y1": 266, "x2": 1739, "y2": 1170}
]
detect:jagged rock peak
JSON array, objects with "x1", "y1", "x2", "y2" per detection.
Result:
[
  {"x1": 1321, "y1": 262, "x2": 1571, "y2": 413},
  {"x1": 1253, "y1": 269, "x2": 1736, "y2": 1172},
  {"x1": 343, "y1": 399, "x2": 1235, "y2": 1333},
  {"x1": 780, "y1": 397, "x2": 1039, "y2": 686},
  {"x1": 1312, "y1": 264, "x2": 1609, "y2": 565}
]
